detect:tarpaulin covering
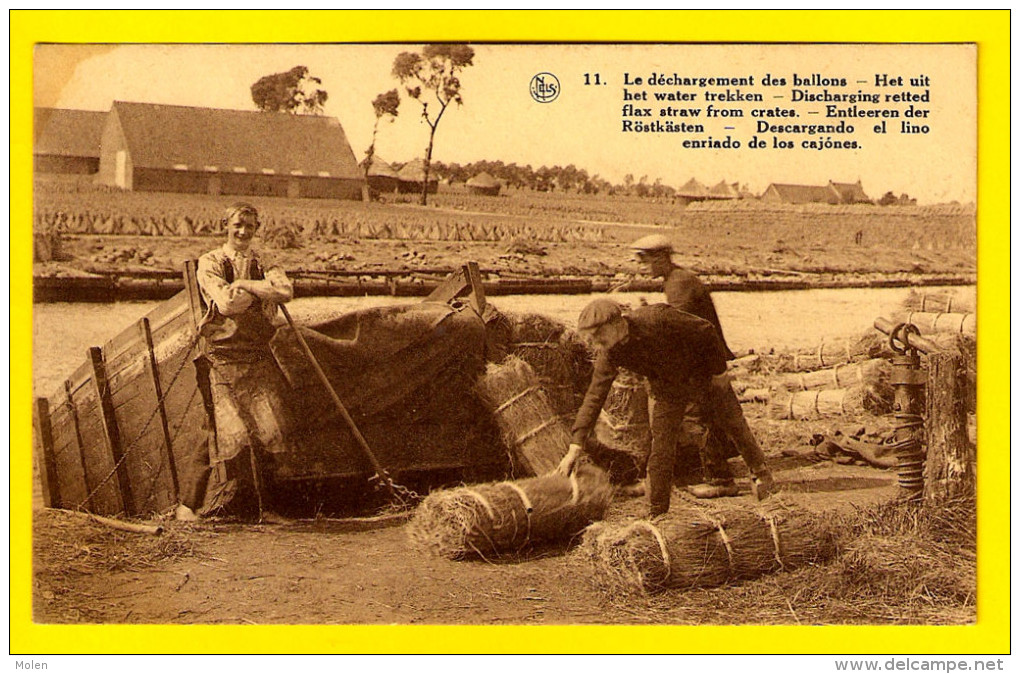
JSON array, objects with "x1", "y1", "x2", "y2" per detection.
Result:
[{"x1": 268, "y1": 301, "x2": 506, "y2": 480}]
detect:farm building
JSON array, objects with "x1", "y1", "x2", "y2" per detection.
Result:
[
  {"x1": 361, "y1": 155, "x2": 400, "y2": 194},
  {"x1": 829, "y1": 180, "x2": 874, "y2": 204},
  {"x1": 762, "y1": 180, "x2": 873, "y2": 205},
  {"x1": 466, "y1": 171, "x2": 502, "y2": 196},
  {"x1": 677, "y1": 177, "x2": 709, "y2": 201},
  {"x1": 396, "y1": 158, "x2": 439, "y2": 195},
  {"x1": 96, "y1": 101, "x2": 365, "y2": 200},
  {"x1": 675, "y1": 177, "x2": 742, "y2": 205},
  {"x1": 34, "y1": 107, "x2": 106, "y2": 175},
  {"x1": 708, "y1": 180, "x2": 738, "y2": 200}
]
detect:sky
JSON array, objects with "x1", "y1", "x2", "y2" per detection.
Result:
[{"x1": 35, "y1": 43, "x2": 976, "y2": 203}]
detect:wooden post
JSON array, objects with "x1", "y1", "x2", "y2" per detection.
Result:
[
  {"x1": 89, "y1": 346, "x2": 134, "y2": 513},
  {"x1": 33, "y1": 398, "x2": 61, "y2": 508},
  {"x1": 924, "y1": 351, "x2": 975, "y2": 502},
  {"x1": 464, "y1": 262, "x2": 486, "y2": 314},
  {"x1": 140, "y1": 317, "x2": 180, "y2": 496},
  {"x1": 64, "y1": 379, "x2": 91, "y2": 499},
  {"x1": 183, "y1": 260, "x2": 204, "y2": 331}
]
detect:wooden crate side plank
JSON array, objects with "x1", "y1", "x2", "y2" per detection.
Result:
[
  {"x1": 158, "y1": 347, "x2": 205, "y2": 503},
  {"x1": 107, "y1": 374, "x2": 175, "y2": 513},
  {"x1": 89, "y1": 346, "x2": 134, "y2": 514},
  {"x1": 49, "y1": 396, "x2": 90, "y2": 508},
  {"x1": 145, "y1": 290, "x2": 190, "y2": 332},
  {"x1": 33, "y1": 398, "x2": 60, "y2": 508},
  {"x1": 142, "y1": 317, "x2": 180, "y2": 499},
  {"x1": 72, "y1": 383, "x2": 124, "y2": 514}
]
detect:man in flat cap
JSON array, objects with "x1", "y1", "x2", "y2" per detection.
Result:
[
  {"x1": 557, "y1": 298, "x2": 731, "y2": 518},
  {"x1": 630, "y1": 234, "x2": 775, "y2": 500}
]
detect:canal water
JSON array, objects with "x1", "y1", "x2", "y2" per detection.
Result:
[{"x1": 31, "y1": 285, "x2": 974, "y2": 397}]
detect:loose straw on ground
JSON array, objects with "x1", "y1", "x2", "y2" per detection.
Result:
[
  {"x1": 578, "y1": 499, "x2": 837, "y2": 595},
  {"x1": 407, "y1": 465, "x2": 613, "y2": 560}
]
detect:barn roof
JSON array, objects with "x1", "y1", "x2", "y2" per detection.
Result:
[
  {"x1": 829, "y1": 180, "x2": 872, "y2": 203},
  {"x1": 34, "y1": 108, "x2": 106, "y2": 158},
  {"x1": 708, "y1": 180, "x2": 737, "y2": 198},
  {"x1": 765, "y1": 183, "x2": 839, "y2": 204},
  {"x1": 361, "y1": 155, "x2": 399, "y2": 178},
  {"x1": 110, "y1": 101, "x2": 362, "y2": 179},
  {"x1": 677, "y1": 178, "x2": 709, "y2": 198},
  {"x1": 396, "y1": 158, "x2": 437, "y2": 183},
  {"x1": 466, "y1": 171, "x2": 500, "y2": 188}
]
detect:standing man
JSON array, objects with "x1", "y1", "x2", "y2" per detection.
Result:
[
  {"x1": 177, "y1": 202, "x2": 295, "y2": 522},
  {"x1": 557, "y1": 299, "x2": 730, "y2": 518},
  {"x1": 630, "y1": 234, "x2": 775, "y2": 500}
]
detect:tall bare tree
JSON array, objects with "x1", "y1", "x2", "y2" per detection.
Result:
[{"x1": 392, "y1": 44, "x2": 475, "y2": 205}]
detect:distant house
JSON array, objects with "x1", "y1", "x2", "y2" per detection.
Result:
[
  {"x1": 465, "y1": 171, "x2": 501, "y2": 196},
  {"x1": 34, "y1": 107, "x2": 107, "y2": 175},
  {"x1": 675, "y1": 177, "x2": 739, "y2": 204},
  {"x1": 828, "y1": 180, "x2": 873, "y2": 204},
  {"x1": 707, "y1": 180, "x2": 738, "y2": 200},
  {"x1": 96, "y1": 101, "x2": 365, "y2": 200},
  {"x1": 677, "y1": 177, "x2": 709, "y2": 200},
  {"x1": 396, "y1": 158, "x2": 438, "y2": 194},
  {"x1": 762, "y1": 180, "x2": 872, "y2": 205},
  {"x1": 361, "y1": 155, "x2": 400, "y2": 194},
  {"x1": 762, "y1": 183, "x2": 839, "y2": 205}
]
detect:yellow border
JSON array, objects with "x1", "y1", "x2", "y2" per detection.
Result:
[{"x1": 11, "y1": 9, "x2": 1010, "y2": 655}]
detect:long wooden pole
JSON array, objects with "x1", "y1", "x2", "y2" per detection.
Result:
[{"x1": 278, "y1": 305, "x2": 398, "y2": 501}]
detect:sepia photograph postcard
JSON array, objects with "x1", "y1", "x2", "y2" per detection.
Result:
[{"x1": 10, "y1": 9, "x2": 1010, "y2": 659}]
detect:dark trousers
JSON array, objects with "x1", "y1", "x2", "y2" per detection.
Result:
[
  {"x1": 647, "y1": 390, "x2": 707, "y2": 515},
  {"x1": 701, "y1": 375, "x2": 767, "y2": 482}
]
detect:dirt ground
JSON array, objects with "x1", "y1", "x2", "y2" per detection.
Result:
[{"x1": 33, "y1": 448, "x2": 908, "y2": 626}]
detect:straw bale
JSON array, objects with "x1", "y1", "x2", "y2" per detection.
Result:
[
  {"x1": 739, "y1": 333, "x2": 886, "y2": 374},
  {"x1": 900, "y1": 289, "x2": 975, "y2": 314},
  {"x1": 894, "y1": 311, "x2": 975, "y2": 336},
  {"x1": 768, "y1": 385, "x2": 891, "y2": 420},
  {"x1": 486, "y1": 311, "x2": 594, "y2": 418},
  {"x1": 406, "y1": 465, "x2": 613, "y2": 560},
  {"x1": 780, "y1": 359, "x2": 890, "y2": 392},
  {"x1": 579, "y1": 499, "x2": 837, "y2": 595},
  {"x1": 475, "y1": 356, "x2": 571, "y2": 476},
  {"x1": 594, "y1": 370, "x2": 651, "y2": 460}
]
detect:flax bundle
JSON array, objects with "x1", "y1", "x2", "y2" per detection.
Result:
[
  {"x1": 768, "y1": 385, "x2": 891, "y2": 420},
  {"x1": 500, "y1": 312, "x2": 593, "y2": 418},
  {"x1": 578, "y1": 500, "x2": 837, "y2": 595},
  {"x1": 900, "y1": 289, "x2": 975, "y2": 314},
  {"x1": 475, "y1": 356, "x2": 571, "y2": 476},
  {"x1": 594, "y1": 370, "x2": 651, "y2": 460},
  {"x1": 407, "y1": 465, "x2": 613, "y2": 560},
  {"x1": 741, "y1": 333, "x2": 886, "y2": 374},
  {"x1": 780, "y1": 358, "x2": 890, "y2": 392},
  {"x1": 895, "y1": 311, "x2": 976, "y2": 336}
]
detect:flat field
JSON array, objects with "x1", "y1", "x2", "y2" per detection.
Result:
[{"x1": 34, "y1": 182, "x2": 975, "y2": 282}]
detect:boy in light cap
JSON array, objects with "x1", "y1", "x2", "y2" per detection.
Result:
[
  {"x1": 558, "y1": 298, "x2": 730, "y2": 518},
  {"x1": 630, "y1": 233, "x2": 775, "y2": 499}
]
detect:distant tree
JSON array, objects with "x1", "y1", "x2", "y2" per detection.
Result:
[
  {"x1": 878, "y1": 190, "x2": 899, "y2": 206},
  {"x1": 392, "y1": 43, "x2": 475, "y2": 204},
  {"x1": 251, "y1": 66, "x2": 328, "y2": 114},
  {"x1": 364, "y1": 89, "x2": 401, "y2": 182}
]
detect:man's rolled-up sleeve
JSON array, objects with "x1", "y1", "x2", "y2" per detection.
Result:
[{"x1": 197, "y1": 255, "x2": 253, "y2": 316}]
